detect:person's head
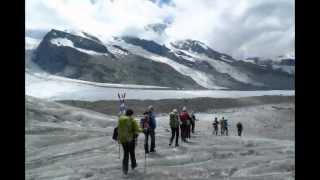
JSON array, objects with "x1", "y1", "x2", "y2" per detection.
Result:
[
  {"x1": 215, "y1": 117, "x2": 217, "y2": 120},
  {"x1": 173, "y1": 109, "x2": 178, "y2": 114},
  {"x1": 148, "y1": 105, "x2": 154, "y2": 112},
  {"x1": 125, "y1": 109, "x2": 134, "y2": 116},
  {"x1": 222, "y1": 117, "x2": 224, "y2": 120},
  {"x1": 143, "y1": 111, "x2": 148, "y2": 118},
  {"x1": 182, "y1": 106, "x2": 187, "y2": 111}
]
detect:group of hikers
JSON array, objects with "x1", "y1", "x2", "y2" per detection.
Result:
[
  {"x1": 212, "y1": 117, "x2": 243, "y2": 136},
  {"x1": 115, "y1": 105, "x2": 197, "y2": 175},
  {"x1": 114, "y1": 93, "x2": 244, "y2": 175},
  {"x1": 168, "y1": 106, "x2": 196, "y2": 147}
]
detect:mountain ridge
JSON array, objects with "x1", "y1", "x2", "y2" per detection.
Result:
[{"x1": 28, "y1": 29, "x2": 294, "y2": 90}]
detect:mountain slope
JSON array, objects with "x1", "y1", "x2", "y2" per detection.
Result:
[
  {"x1": 30, "y1": 29, "x2": 294, "y2": 90},
  {"x1": 32, "y1": 29, "x2": 202, "y2": 89}
]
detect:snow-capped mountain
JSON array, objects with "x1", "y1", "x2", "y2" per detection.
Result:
[{"x1": 27, "y1": 29, "x2": 294, "y2": 90}]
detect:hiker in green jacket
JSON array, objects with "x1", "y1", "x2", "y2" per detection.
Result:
[
  {"x1": 169, "y1": 109, "x2": 180, "y2": 147},
  {"x1": 118, "y1": 109, "x2": 142, "y2": 175}
]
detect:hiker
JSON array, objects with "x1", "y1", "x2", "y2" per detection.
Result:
[
  {"x1": 190, "y1": 112, "x2": 196, "y2": 134},
  {"x1": 236, "y1": 122, "x2": 243, "y2": 136},
  {"x1": 179, "y1": 106, "x2": 191, "y2": 142},
  {"x1": 212, "y1": 117, "x2": 219, "y2": 135},
  {"x1": 140, "y1": 112, "x2": 150, "y2": 153},
  {"x1": 118, "y1": 93, "x2": 126, "y2": 116},
  {"x1": 219, "y1": 117, "x2": 225, "y2": 136},
  {"x1": 147, "y1": 105, "x2": 157, "y2": 152},
  {"x1": 186, "y1": 114, "x2": 191, "y2": 139},
  {"x1": 118, "y1": 109, "x2": 142, "y2": 175},
  {"x1": 169, "y1": 109, "x2": 180, "y2": 147},
  {"x1": 224, "y1": 117, "x2": 229, "y2": 136}
]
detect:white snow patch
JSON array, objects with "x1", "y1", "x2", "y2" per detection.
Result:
[
  {"x1": 207, "y1": 58, "x2": 263, "y2": 86},
  {"x1": 197, "y1": 41, "x2": 209, "y2": 50},
  {"x1": 149, "y1": 55, "x2": 225, "y2": 89},
  {"x1": 50, "y1": 38, "x2": 108, "y2": 56},
  {"x1": 172, "y1": 50, "x2": 196, "y2": 62},
  {"x1": 50, "y1": 38, "x2": 73, "y2": 47},
  {"x1": 26, "y1": 71, "x2": 294, "y2": 101},
  {"x1": 220, "y1": 56, "x2": 234, "y2": 63},
  {"x1": 112, "y1": 39, "x2": 226, "y2": 89},
  {"x1": 272, "y1": 65, "x2": 295, "y2": 75},
  {"x1": 63, "y1": 29, "x2": 99, "y2": 42},
  {"x1": 25, "y1": 37, "x2": 40, "y2": 50},
  {"x1": 169, "y1": 44, "x2": 262, "y2": 86},
  {"x1": 105, "y1": 44, "x2": 129, "y2": 56}
]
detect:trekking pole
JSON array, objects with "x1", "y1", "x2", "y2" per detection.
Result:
[
  {"x1": 118, "y1": 142, "x2": 120, "y2": 159},
  {"x1": 144, "y1": 150, "x2": 147, "y2": 173}
]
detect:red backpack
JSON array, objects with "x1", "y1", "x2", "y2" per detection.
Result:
[{"x1": 180, "y1": 111, "x2": 190, "y2": 122}]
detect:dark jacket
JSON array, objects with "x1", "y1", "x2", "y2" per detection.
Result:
[
  {"x1": 148, "y1": 111, "x2": 156, "y2": 129},
  {"x1": 237, "y1": 123, "x2": 243, "y2": 130}
]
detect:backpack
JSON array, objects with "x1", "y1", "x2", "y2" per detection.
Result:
[
  {"x1": 112, "y1": 126, "x2": 118, "y2": 141},
  {"x1": 169, "y1": 113, "x2": 179, "y2": 128},
  {"x1": 224, "y1": 120, "x2": 228, "y2": 127},
  {"x1": 180, "y1": 111, "x2": 190, "y2": 122},
  {"x1": 140, "y1": 117, "x2": 149, "y2": 129},
  {"x1": 186, "y1": 119, "x2": 191, "y2": 126}
]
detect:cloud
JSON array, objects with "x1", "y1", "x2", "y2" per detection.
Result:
[{"x1": 26, "y1": 0, "x2": 294, "y2": 59}]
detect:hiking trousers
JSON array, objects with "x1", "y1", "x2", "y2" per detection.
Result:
[
  {"x1": 191, "y1": 121, "x2": 195, "y2": 133},
  {"x1": 213, "y1": 126, "x2": 218, "y2": 135},
  {"x1": 187, "y1": 124, "x2": 191, "y2": 138},
  {"x1": 143, "y1": 129, "x2": 150, "y2": 153},
  {"x1": 180, "y1": 124, "x2": 187, "y2": 141},
  {"x1": 149, "y1": 128, "x2": 156, "y2": 151},
  {"x1": 220, "y1": 127, "x2": 224, "y2": 135},
  {"x1": 121, "y1": 140, "x2": 136, "y2": 174},
  {"x1": 170, "y1": 127, "x2": 179, "y2": 146},
  {"x1": 238, "y1": 129, "x2": 242, "y2": 136}
]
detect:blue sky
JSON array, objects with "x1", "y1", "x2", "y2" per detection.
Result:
[{"x1": 26, "y1": 0, "x2": 294, "y2": 59}]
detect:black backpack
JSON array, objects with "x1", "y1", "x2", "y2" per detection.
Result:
[{"x1": 112, "y1": 126, "x2": 118, "y2": 141}]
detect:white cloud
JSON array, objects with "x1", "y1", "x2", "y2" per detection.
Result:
[{"x1": 26, "y1": 0, "x2": 294, "y2": 59}]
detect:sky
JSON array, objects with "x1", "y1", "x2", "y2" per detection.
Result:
[{"x1": 26, "y1": 0, "x2": 294, "y2": 59}]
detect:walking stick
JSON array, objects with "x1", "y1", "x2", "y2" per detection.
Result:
[
  {"x1": 144, "y1": 149, "x2": 147, "y2": 173},
  {"x1": 118, "y1": 142, "x2": 120, "y2": 159}
]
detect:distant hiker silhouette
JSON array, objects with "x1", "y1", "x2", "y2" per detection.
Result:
[
  {"x1": 190, "y1": 112, "x2": 196, "y2": 134},
  {"x1": 236, "y1": 122, "x2": 243, "y2": 137},
  {"x1": 212, "y1": 117, "x2": 219, "y2": 135},
  {"x1": 219, "y1": 117, "x2": 225, "y2": 136}
]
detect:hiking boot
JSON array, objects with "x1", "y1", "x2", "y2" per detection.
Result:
[
  {"x1": 169, "y1": 143, "x2": 172, "y2": 146},
  {"x1": 123, "y1": 169, "x2": 128, "y2": 175},
  {"x1": 132, "y1": 164, "x2": 137, "y2": 170},
  {"x1": 175, "y1": 144, "x2": 179, "y2": 147},
  {"x1": 150, "y1": 149, "x2": 156, "y2": 153}
]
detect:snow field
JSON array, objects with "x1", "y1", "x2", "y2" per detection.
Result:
[{"x1": 26, "y1": 97, "x2": 294, "y2": 180}]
